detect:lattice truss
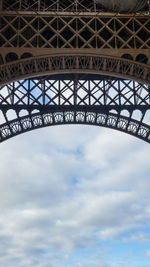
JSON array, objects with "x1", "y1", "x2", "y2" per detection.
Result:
[
  {"x1": 2, "y1": 0, "x2": 101, "y2": 11},
  {"x1": 0, "y1": 76, "x2": 150, "y2": 143},
  {"x1": 0, "y1": 14, "x2": 150, "y2": 63},
  {"x1": 0, "y1": 1, "x2": 150, "y2": 143},
  {"x1": 2, "y1": 0, "x2": 148, "y2": 12}
]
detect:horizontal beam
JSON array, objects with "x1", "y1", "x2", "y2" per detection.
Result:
[
  {"x1": 0, "y1": 11, "x2": 149, "y2": 16},
  {"x1": 0, "y1": 105, "x2": 150, "y2": 113}
]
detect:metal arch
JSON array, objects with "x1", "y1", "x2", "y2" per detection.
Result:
[
  {"x1": 0, "y1": 2, "x2": 150, "y2": 144},
  {"x1": 0, "y1": 107, "x2": 150, "y2": 143},
  {"x1": 0, "y1": 75, "x2": 150, "y2": 143},
  {"x1": 0, "y1": 54, "x2": 150, "y2": 86}
]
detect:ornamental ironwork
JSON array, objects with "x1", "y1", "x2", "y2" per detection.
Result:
[{"x1": 0, "y1": 0, "x2": 150, "y2": 143}]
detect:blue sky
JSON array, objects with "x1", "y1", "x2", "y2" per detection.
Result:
[{"x1": 0, "y1": 125, "x2": 150, "y2": 267}]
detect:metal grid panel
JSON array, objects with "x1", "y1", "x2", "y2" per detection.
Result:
[
  {"x1": 0, "y1": 15, "x2": 150, "y2": 50},
  {"x1": 0, "y1": 77, "x2": 150, "y2": 107},
  {"x1": 0, "y1": 75, "x2": 150, "y2": 143},
  {"x1": 1, "y1": 0, "x2": 149, "y2": 12}
]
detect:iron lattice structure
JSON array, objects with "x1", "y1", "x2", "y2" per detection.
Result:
[{"x1": 0, "y1": 0, "x2": 150, "y2": 143}]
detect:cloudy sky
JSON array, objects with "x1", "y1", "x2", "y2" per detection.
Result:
[{"x1": 0, "y1": 125, "x2": 150, "y2": 267}]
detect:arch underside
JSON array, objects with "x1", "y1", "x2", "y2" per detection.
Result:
[
  {"x1": 0, "y1": 73, "x2": 150, "y2": 143},
  {"x1": 0, "y1": 108, "x2": 150, "y2": 143},
  {"x1": 0, "y1": 55, "x2": 150, "y2": 143},
  {"x1": 0, "y1": 54, "x2": 150, "y2": 87},
  {"x1": 0, "y1": 7, "x2": 150, "y2": 144}
]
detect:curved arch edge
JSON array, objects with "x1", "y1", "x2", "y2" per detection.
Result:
[
  {"x1": 0, "y1": 54, "x2": 150, "y2": 86},
  {"x1": 0, "y1": 110, "x2": 150, "y2": 143}
]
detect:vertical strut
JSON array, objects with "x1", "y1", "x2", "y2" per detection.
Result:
[
  {"x1": 41, "y1": 79, "x2": 45, "y2": 105},
  {"x1": 74, "y1": 76, "x2": 78, "y2": 107}
]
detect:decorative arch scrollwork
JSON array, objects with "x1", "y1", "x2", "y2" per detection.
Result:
[
  {"x1": 0, "y1": 54, "x2": 150, "y2": 86},
  {"x1": 0, "y1": 108, "x2": 150, "y2": 143}
]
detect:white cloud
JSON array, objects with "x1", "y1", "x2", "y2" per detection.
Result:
[
  {"x1": 145, "y1": 250, "x2": 150, "y2": 257},
  {"x1": 0, "y1": 126, "x2": 149, "y2": 266}
]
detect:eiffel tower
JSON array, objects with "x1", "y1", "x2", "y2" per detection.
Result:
[{"x1": 0, "y1": 0, "x2": 150, "y2": 143}]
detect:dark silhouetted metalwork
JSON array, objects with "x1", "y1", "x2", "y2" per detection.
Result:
[{"x1": 0, "y1": 0, "x2": 150, "y2": 143}]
